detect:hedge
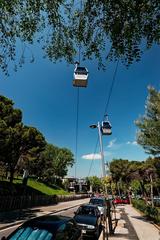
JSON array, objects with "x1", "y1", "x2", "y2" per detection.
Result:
[{"x1": 132, "y1": 199, "x2": 160, "y2": 224}]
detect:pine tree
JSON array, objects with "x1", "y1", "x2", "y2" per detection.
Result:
[{"x1": 136, "y1": 87, "x2": 160, "y2": 156}]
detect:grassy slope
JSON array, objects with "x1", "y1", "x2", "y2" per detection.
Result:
[
  {"x1": 27, "y1": 179, "x2": 69, "y2": 195},
  {"x1": 0, "y1": 177, "x2": 69, "y2": 196}
]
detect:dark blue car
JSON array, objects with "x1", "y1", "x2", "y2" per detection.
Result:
[
  {"x1": 2, "y1": 215, "x2": 82, "y2": 240},
  {"x1": 74, "y1": 204, "x2": 101, "y2": 239}
]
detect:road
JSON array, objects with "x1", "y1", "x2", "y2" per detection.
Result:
[
  {"x1": 1, "y1": 200, "x2": 159, "y2": 240},
  {"x1": 0, "y1": 206, "x2": 79, "y2": 239}
]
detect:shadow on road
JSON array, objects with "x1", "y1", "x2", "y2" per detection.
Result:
[
  {"x1": 0, "y1": 208, "x2": 56, "y2": 224},
  {"x1": 130, "y1": 215, "x2": 150, "y2": 223}
]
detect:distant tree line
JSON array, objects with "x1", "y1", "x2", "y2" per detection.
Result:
[
  {"x1": 0, "y1": 95, "x2": 74, "y2": 184},
  {"x1": 109, "y1": 157, "x2": 160, "y2": 198}
]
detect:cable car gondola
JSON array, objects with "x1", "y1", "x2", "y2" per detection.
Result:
[
  {"x1": 101, "y1": 117, "x2": 112, "y2": 135},
  {"x1": 73, "y1": 62, "x2": 88, "y2": 87}
]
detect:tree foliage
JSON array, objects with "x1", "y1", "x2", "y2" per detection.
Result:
[
  {"x1": 136, "y1": 87, "x2": 160, "y2": 156},
  {"x1": 110, "y1": 158, "x2": 130, "y2": 182},
  {"x1": 29, "y1": 143, "x2": 74, "y2": 183},
  {"x1": 0, "y1": 95, "x2": 74, "y2": 184},
  {"x1": 0, "y1": 0, "x2": 160, "y2": 75},
  {"x1": 73, "y1": 0, "x2": 160, "y2": 67},
  {"x1": 0, "y1": 0, "x2": 73, "y2": 76},
  {"x1": 87, "y1": 176, "x2": 102, "y2": 192},
  {"x1": 109, "y1": 157, "x2": 160, "y2": 198},
  {"x1": 0, "y1": 95, "x2": 46, "y2": 182},
  {"x1": 0, "y1": 96, "x2": 22, "y2": 180},
  {"x1": 130, "y1": 179, "x2": 142, "y2": 195},
  {"x1": 146, "y1": 157, "x2": 160, "y2": 178}
]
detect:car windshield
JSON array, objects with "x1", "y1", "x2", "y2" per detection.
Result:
[
  {"x1": 90, "y1": 198, "x2": 104, "y2": 206},
  {"x1": 77, "y1": 206, "x2": 95, "y2": 215},
  {"x1": 8, "y1": 227, "x2": 53, "y2": 240}
]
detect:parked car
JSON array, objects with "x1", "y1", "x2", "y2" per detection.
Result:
[
  {"x1": 113, "y1": 196, "x2": 129, "y2": 204},
  {"x1": 134, "y1": 194, "x2": 143, "y2": 200},
  {"x1": 153, "y1": 196, "x2": 160, "y2": 207},
  {"x1": 121, "y1": 196, "x2": 130, "y2": 204},
  {"x1": 113, "y1": 196, "x2": 123, "y2": 204},
  {"x1": 2, "y1": 215, "x2": 82, "y2": 240},
  {"x1": 89, "y1": 197, "x2": 107, "y2": 220},
  {"x1": 74, "y1": 204, "x2": 101, "y2": 239}
]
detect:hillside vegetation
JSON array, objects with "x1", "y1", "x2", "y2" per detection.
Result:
[{"x1": 0, "y1": 177, "x2": 69, "y2": 196}]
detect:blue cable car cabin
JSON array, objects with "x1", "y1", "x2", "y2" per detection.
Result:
[
  {"x1": 73, "y1": 66, "x2": 88, "y2": 87},
  {"x1": 101, "y1": 121, "x2": 112, "y2": 135}
]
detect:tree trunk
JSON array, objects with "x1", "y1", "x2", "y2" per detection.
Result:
[
  {"x1": 10, "y1": 167, "x2": 14, "y2": 183},
  {"x1": 150, "y1": 173, "x2": 154, "y2": 207},
  {"x1": 117, "y1": 181, "x2": 121, "y2": 196},
  {"x1": 140, "y1": 181, "x2": 148, "y2": 203}
]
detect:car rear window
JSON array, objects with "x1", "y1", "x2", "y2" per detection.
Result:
[
  {"x1": 77, "y1": 206, "x2": 95, "y2": 215},
  {"x1": 90, "y1": 198, "x2": 104, "y2": 206},
  {"x1": 8, "y1": 227, "x2": 53, "y2": 240}
]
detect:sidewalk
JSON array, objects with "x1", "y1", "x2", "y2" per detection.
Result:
[
  {"x1": 0, "y1": 198, "x2": 88, "y2": 231},
  {"x1": 109, "y1": 205, "x2": 160, "y2": 240}
]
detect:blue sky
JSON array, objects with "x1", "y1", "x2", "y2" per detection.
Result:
[{"x1": 0, "y1": 44, "x2": 160, "y2": 178}]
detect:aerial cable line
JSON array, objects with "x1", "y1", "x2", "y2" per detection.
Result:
[
  {"x1": 102, "y1": 59, "x2": 119, "y2": 174},
  {"x1": 87, "y1": 137, "x2": 99, "y2": 177},
  {"x1": 87, "y1": 60, "x2": 119, "y2": 177},
  {"x1": 104, "y1": 59, "x2": 119, "y2": 115},
  {"x1": 74, "y1": 0, "x2": 83, "y2": 179},
  {"x1": 73, "y1": 0, "x2": 88, "y2": 88},
  {"x1": 74, "y1": 87, "x2": 79, "y2": 179}
]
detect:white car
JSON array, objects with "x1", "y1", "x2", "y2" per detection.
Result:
[{"x1": 153, "y1": 196, "x2": 160, "y2": 206}]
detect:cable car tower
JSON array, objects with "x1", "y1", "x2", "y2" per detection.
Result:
[
  {"x1": 101, "y1": 114, "x2": 112, "y2": 136},
  {"x1": 73, "y1": 61, "x2": 89, "y2": 87}
]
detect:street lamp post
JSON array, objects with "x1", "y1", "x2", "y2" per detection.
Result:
[
  {"x1": 90, "y1": 122, "x2": 106, "y2": 178},
  {"x1": 90, "y1": 121, "x2": 113, "y2": 234},
  {"x1": 97, "y1": 122, "x2": 106, "y2": 178}
]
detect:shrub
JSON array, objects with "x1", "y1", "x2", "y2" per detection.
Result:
[{"x1": 132, "y1": 199, "x2": 160, "y2": 224}]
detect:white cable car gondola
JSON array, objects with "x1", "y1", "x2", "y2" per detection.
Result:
[
  {"x1": 101, "y1": 116, "x2": 112, "y2": 135},
  {"x1": 73, "y1": 62, "x2": 88, "y2": 87}
]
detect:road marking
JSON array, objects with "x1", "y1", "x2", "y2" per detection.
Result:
[{"x1": 0, "y1": 224, "x2": 21, "y2": 233}]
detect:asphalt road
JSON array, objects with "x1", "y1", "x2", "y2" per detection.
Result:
[
  {"x1": 0, "y1": 206, "x2": 79, "y2": 239},
  {"x1": 2, "y1": 199, "x2": 158, "y2": 240}
]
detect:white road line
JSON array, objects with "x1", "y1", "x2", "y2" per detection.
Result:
[{"x1": 0, "y1": 224, "x2": 21, "y2": 233}]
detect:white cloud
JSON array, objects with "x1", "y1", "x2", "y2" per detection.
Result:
[
  {"x1": 107, "y1": 139, "x2": 117, "y2": 148},
  {"x1": 82, "y1": 151, "x2": 112, "y2": 160},
  {"x1": 126, "y1": 141, "x2": 137, "y2": 145},
  {"x1": 81, "y1": 153, "x2": 101, "y2": 160}
]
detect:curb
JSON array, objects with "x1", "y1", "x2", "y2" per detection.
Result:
[
  {"x1": 0, "y1": 204, "x2": 81, "y2": 231},
  {"x1": 152, "y1": 222, "x2": 160, "y2": 231}
]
